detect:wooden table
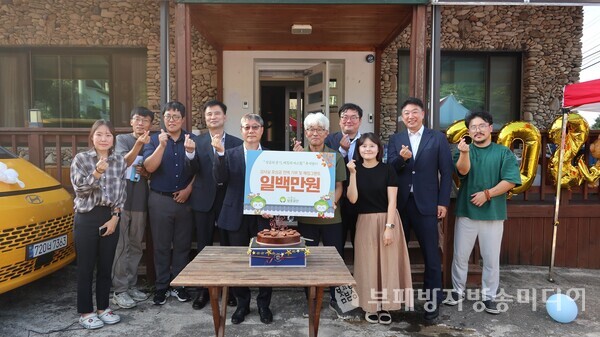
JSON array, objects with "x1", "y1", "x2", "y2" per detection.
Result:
[{"x1": 171, "y1": 246, "x2": 355, "y2": 337}]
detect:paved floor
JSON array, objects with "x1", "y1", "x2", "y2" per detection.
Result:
[{"x1": 1, "y1": 264, "x2": 599, "y2": 337}]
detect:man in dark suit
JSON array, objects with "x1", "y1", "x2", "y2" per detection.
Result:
[
  {"x1": 324, "y1": 103, "x2": 362, "y2": 251},
  {"x1": 387, "y1": 97, "x2": 453, "y2": 321},
  {"x1": 184, "y1": 100, "x2": 242, "y2": 310},
  {"x1": 212, "y1": 113, "x2": 273, "y2": 325}
]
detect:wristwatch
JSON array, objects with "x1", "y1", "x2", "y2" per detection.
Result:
[
  {"x1": 385, "y1": 223, "x2": 395, "y2": 229},
  {"x1": 111, "y1": 211, "x2": 121, "y2": 218}
]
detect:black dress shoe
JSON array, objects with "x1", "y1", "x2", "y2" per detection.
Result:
[
  {"x1": 258, "y1": 307, "x2": 273, "y2": 324},
  {"x1": 231, "y1": 306, "x2": 250, "y2": 324},
  {"x1": 423, "y1": 302, "x2": 439, "y2": 321},
  {"x1": 192, "y1": 293, "x2": 209, "y2": 310}
]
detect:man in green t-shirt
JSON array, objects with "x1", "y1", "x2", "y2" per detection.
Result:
[
  {"x1": 443, "y1": 111, "x2": 521, "y2": 315},
  {"x1": 293, "y1": 112, "x2": 354, "y2": 319}
]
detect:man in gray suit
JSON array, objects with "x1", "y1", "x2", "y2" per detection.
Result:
[{"x1": 184, "y1": 100, "x2": 242, "y2": 309}]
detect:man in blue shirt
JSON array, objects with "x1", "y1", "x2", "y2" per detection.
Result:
[{"x1": 143, "y1": 101, "x2": 194, "y2": 305}]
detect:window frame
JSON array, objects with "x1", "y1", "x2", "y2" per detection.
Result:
[
  {"x1": 397, "y1": 49, "x2": 523, "y2": 130},
  {"x1": 0, "y1": 47, "x2": 147, "y2": 128}
]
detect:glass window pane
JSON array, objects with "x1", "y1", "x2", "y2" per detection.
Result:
[
  {"x1": 308, "y1": 91, "x2": 323, "y2": 105},
  {"x1": 33, "y1": 54, "x2": 110, "y2": 127},
  {"x1": 490, "y1": 56, "x2": 518, "y2": 127},
  {"x1": 439, "y1": 56, "x2": 485, "y2": 129},
  {"x1": 0, "y1": 51, "x2": 30, "y2": 127},
  {"x1": 308, "y1": 72, "x2": 323, "y2": 87}
]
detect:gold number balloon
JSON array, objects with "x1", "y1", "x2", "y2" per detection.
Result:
[
  {"x1": 548, "y1": 113, "x2": 589, "y2": 189},
  {"x1": 446, "y1": 119, "x2": 541, "y2": 197},
  {"x1": 445, "y1": 119, "x2": 469, "y2": 144},
  {"x1": 497, "y1": 121, "x2": 542, "y2": 197},
  {"x1": 577, "y1": 136, "x2": 600, "y2": 188}
]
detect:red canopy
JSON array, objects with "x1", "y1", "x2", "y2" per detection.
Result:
[{"x1": 563, "y1": 78, "x2": 600, "y2": 111}]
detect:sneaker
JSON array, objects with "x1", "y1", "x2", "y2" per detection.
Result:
[
  {"x1": 483, "y1": 299, "x2": 500, "y2": 314},
  {"x1": 79, "y1": 313, "x2": 104, "y2": 330},
  {"x1": 329, "y1": 299, "x2": 355, "y2": 320},
  {"x1": 443, "y1": 291, "x2": 465, "y2": 306},
  {"x1": 112, "y1": 291, "x2": 136, "y2": 309},
  {"x1": 171, "y1": 287, "x2": 192, "y2": 302},
  {"x1": 153, "y1": 288, "x2": 170, "y2": 305},
  {"x1": 128, "y1": 288, "x2": 149, "y2": 302},
  {"x1": 97, "y1": 308, "x2": 120, "y2": 325}
]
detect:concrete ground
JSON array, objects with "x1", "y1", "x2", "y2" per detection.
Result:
[{"x1": 1, "y1": 264, "x2": 599, "y2": 337}]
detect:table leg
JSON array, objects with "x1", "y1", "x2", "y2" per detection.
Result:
[
  {"x1": 208, "y1": 286, "x2": 228, "y2": 337},
  {"x1": 307, "y1": 286, "x2": 325, "y2": 337}
]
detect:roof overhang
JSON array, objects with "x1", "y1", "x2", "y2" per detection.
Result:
[{"x1": 176, "y1": 1, "x2": 427, "y2": 50}]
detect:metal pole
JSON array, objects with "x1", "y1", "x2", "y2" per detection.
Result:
[{"x1": 548, "y1": 108, "x2": 569, "y2": 282}]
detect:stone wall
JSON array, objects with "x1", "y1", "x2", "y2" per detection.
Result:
[
  {"x1": 0, "y1": 0, "x2": 217, "y2": 129},
  {"x1": 380, "y1": 5, "x2": 583, "y2": 141}
]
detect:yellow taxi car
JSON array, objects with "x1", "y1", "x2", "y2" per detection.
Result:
[{"x1": 0, "y1": 146, "x2": 75, "y2": 294}]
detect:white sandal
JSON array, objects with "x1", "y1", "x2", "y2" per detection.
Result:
[
  {"x1": 98, "y1": 308, "x2": 121, "y2": 325},
  {"x1": 365, "y1": 312, "x2": 379, "y2": 324},
  {"x1": 378, "y1": 310, "x2": 392, "y2": 325},
  {"x1": 79, "y1": 313, "x2": 104, "y2": 330}
]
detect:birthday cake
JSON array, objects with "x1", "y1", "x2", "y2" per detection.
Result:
[{"x1": 256, "y1": 228, "x2": 301, "y2": 246}]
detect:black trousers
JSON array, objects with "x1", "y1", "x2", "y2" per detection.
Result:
[
  {"x1": 223, "y1": 215, "x2": 272, "y2": 309},
  {"x1": 193, "y1": 187, "x2": 230, "y2": 296},
  {"x1": 298, "y1": 221, "x2": 343, "y2": 299},
  {"x1": 74, "y1": 206, "x2": 119, "y2": 313},
  {"x1": 400, "y1": 194, "x2": 443, "y2": 303},
  {"x1": 339, "y1": 197, "x2": 358, "y2": 253}
]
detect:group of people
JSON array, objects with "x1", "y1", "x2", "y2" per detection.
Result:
[{"x1": 69, "y1": 96, "x2": 521, "y2": 330}]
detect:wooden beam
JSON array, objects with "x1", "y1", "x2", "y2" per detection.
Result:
[
  {"x1": 175, "y1": 3, "x2": 193, "y2": 130},
  {"x1": 408, "y1": 5, "x2": 427, "y2": 102}
]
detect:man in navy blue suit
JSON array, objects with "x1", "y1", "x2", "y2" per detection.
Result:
[
  {"x1": 388, "y1": 97, "x2": 453, "y2": 321},
  {"x1": 324, "y1": 103, "x2": 363, "y2": 253},
  {"x1": 184, "y1": 100, "x2": 242, "y2": 310},
  {"x1": 212, "y1": 113, "x2": 273, "y2": 325}
]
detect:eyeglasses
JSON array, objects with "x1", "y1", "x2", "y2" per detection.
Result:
[
  {"x1": 306, "y1": 128, "x2": 327, "y2": 134},
  {"x1": 132, "y1": 117, "x2": 151, "y2": 125},
  {"x1": 241, "y1": 125, "x2": 262, "y2": 131},
  {"x1": 341, "y1": 115, "x2": 360, "y2": 122},
  {"x1": 164, "y1": 114, "x2": 182, "y2": 121},
  {"x1": 469, "y1": 123, "x2": 490, "y2": 132}
]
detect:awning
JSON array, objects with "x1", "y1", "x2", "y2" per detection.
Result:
[{"x1": 563, "y1": 79, "x2": 600, "y2": 112}]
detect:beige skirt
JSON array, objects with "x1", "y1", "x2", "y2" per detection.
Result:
[{"x1": 353, "y1": 210, "x2": 413, "y2": 312}]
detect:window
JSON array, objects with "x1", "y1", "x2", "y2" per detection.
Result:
[
  {"x1": 397, "y1": 51, "x2": 521, "y2": 129},
  {"x1": 0, "y1": 48, "x2": 147, "y2": 128}
]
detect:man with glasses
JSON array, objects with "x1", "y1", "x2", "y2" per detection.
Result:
[
  {"x1": 387, "y1": 97, "x2": 453, "y2": 321},
  {"x1": 183, "y1": 100, "x2": 242, "y2": 310},
  {"x1": 111, "y1": 107, "x2": 153, "y2": 309},
  {"x1": 443, "y1": 111, "x2": 521, "y2": 315},
  {"x1": 143, "y1": 101, "x2": 195, "y2": 305},
  {"x1": 293, "y1": 112, "x2": 353, "y2": 319},
  {"x1": 212, "y1": 113, "x2": 274, "y2": 325},
  {"x1": 325, "y1": 103, "x2": 363, "y2": 254}
]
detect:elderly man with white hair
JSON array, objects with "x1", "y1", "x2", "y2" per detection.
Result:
[{"x1": 293, "y1": 112, "x2": 352, "y2": 319}]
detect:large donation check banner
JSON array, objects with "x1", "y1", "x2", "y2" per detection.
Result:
[{"x1": 243, "y1": 150, "x2": 336, "y2": 218}]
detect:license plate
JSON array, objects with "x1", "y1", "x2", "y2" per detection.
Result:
[{"x1": 26, "y1": 235, "x2": 68, "y2": 260}]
